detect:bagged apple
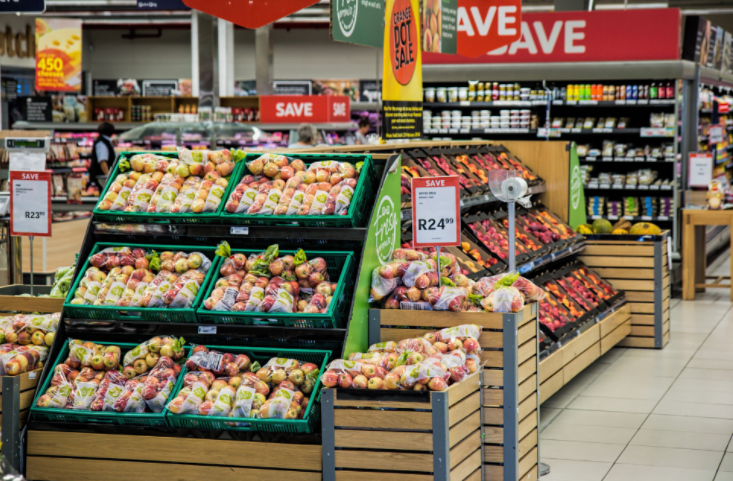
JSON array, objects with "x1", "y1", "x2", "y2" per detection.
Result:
[
  {"x1": 69, "y1": 381, "x2": 99, "y2": 410},
  {"x1": 167, "y1": 372, "x2": 212, "y2": 414},
  {"x1": 142, "y1": 357, "x2": 179, "y2": 413},
  {"x1": 391, "y1": 248, "x2": 426, "y2": 262},
  {"x1": 36, "y1": 368, "x2": 73, "y2": 409},
  {"x1": 431, "y1": 286, "x2": 468, "y2": 312},
  {"x1": 90, "y1": 371, "x2": 126, "y2": 411},
  {"x1": 123, "y1": 336, "x2": 186, "y2": 368},
  {"x1": 169, "y1": 176, "x2": 203, "y2": 213},
  {"x1": 481, "y1": 285, "x2": 525, "y2": 313},
  {"x1": 112, "y1": 378, "x2": 146, "y2": 413}
]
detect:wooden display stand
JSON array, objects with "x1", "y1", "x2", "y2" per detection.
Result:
[
  {"x1": 2, "y1": 369, "x2": 42, "y2": 471},
  {"x1": 26, "y1": 432, "x2": 322, "y2": 481},
  {"x1": 580, "y1": 234, "x2": 670, "y2": 348},
  {"x1": 0, "y1": 285, "x2": 63, "y2": 313},
  {"x1": 539, "y1": 304, "x2": 631, "y2": 403},
  {"x1": 21, "y1": 218, "x2": 89, "y2": 278},
  {"x1": 340, "y1": 305, "x2": 539, "y2": 481},
  {"x1": 321, "y1": 371, "x2": 482, "y2": 481},
  {"x1": 682, "y1": 209, "x2": 733, "y2": 301}
]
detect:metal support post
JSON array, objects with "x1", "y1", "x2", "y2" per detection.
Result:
[
  {"x1": 2, "y1": 376, "x2": 21, "y2": 472},
  {"x1": 217, "y1": 18, "x2": 234, "y2": 98},
  {"x1": 255, "y1": 24, "x2": 274, "y2": 96},
  {"x1": 368, "y1": 309, "x2": 381, "y2": 348},
  {"x1": 321, "y1": 388, "x2": 336, "y2": 481},
  {"x1": 679, "y1": 69, "x2": 699, "y2": 252},
  {"x1": 8, "y1": 235, "x2": 22, "y2": 285},
  {"x1": 195, "y1": 11, "x2": 219, "y2": 110},
  {"x1": 508, "y1": 202, "x2": 516, "y2": 271},
  {"x1": 503, "y1": 311, "x2": 520, "y2": 481},
  {"x1": 479, "y1": 370, "x2": 485, "y2": 481},
  {"x1": 432, "y1": 392, "x2": 450, "y2": 481},
  {"x1": 653, "y1": 240, "x2": 664, "y2": 348},
  {"x1": 29, "y1": 236, "x2": 34, "y2": 295}
]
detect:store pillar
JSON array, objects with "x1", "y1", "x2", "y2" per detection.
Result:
[
  {"x1": 255, "y1": 24, "x2": 274, "y2": 95},
  {"x1": 217, "y1": 19, "x2": 234, "y2": 97},
  {"x1": 191, "y1": 10, "x2": 219, "y2": 109}
]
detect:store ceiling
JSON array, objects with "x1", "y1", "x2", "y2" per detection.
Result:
[{"x1": 41, "y1": 0, "x2": 733, "y2": 30}]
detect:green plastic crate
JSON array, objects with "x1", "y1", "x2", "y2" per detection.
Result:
[
  {"x1": 63, "y1": 242, "x2": 217, "y2": 323},
  {"x1": 195, "y1": 249, "x2": 354, "y2": 328},
  {"x1": 165, "y1": 345, "x2": 330, "y2": 433},
  {"x1": 92, "y1": 151, "x2": 222, "y2": 225},
  {"x1": 219, "y1": 153, "x2": 376, "y2": 227},
  {"x1": 30, "y1": 341, "x2": 190, "y2": 427}
]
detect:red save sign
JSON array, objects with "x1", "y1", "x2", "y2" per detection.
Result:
[
  {"x1": 259, "y1": 96, "x2": 351, "y2": 123},
  {"x1": 9, "y1": 170, "x2": 52, "y2": 238},
  {"x1": 457, "y1": 0, "x2": 522, "y2": 57},
  {"x1": 411, "y1": 176, "x2": 461, "y2": 248},
  {"x1": 182, "y1": 0, "x2": 318, "y2": 29}
]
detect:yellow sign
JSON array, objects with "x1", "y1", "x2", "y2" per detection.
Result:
[
  {"x1": 382, "y1": 0, "x2": 423, "y2": 139},
  {"x1": 35, "y1": 18, "x2": 82, "y2": 92}
]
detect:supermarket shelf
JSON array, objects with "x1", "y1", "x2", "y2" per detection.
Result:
[
  {"x1": 351, "y1": 102, "x2": 379, "y2": 111},
  {"x1": 580, "y1": 156, "x2": 676, "y2": 163},
  {"x1": 424, "y1": 127, "x2": 536, "y2": 135},
  {"x1": 588, "y1": 214, "x2": 673, "y2": 222},
  {"x1": 52, "y1": 197, "x2": 98, "y2": 203},
  {"x1": 424, "y1": 100, "x2": 547, "y2": 108},
  {"x1": 92, "y1": 221, "x2": 368, "y2": 242},
  {"x1": 424, "y1": 99, "x2": 675, "y2": 108},
  {"x1": 423, "y1": 59, "x2": 698, "y2": 83},
  {"x1": 13, "y1": 121, "x2": 141, "y2": 131},
  {"x1": 584, "y1": 184, "x2": 675, "y2": 192},
  {"x1": 517, "y1": 241, "x2": 586, "y2": 275},
  {"x1": 257, "y1": 122, "x2": 357, "y2": 131}
]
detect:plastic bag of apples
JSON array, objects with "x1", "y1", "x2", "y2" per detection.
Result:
[
  {"x1": 0, "y1": 312, "x2": 59, "y2": 348},
  {"x1": 320, "y1": 324, "x2": 482, "y2": 392}
]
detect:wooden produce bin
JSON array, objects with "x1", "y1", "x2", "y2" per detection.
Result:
[
  {"x1": 2, "y1": 368, "x2": 42, "y2": 471},
  {"x1": 328, "y1": 305, "x2": 539, "y2": 481},
  {"x1": 539, "y1": 304, "x2": 631, "y2": 404},
  {"x1": 26, "y1": 432, "x2": 322, "y2": 481},
  {"x1": 0, "y1": 285, "x2": 63, "y2": 313},
  {"x1": 579, "y1": 233, "x2": 670, "y2": 348}
]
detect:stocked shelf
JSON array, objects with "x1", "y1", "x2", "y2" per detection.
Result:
[
  {"x1": 424, "y1": 127, "x2": 536, "y2": 135},
  {"x1": 581, "y1": 155, "x2": 676, "y2": 163},
  {"x1": 584, "y1": 184, "x2": 675, "y2": 192},
  {"x1": 588, "y1": 214, "x2": 673, "y2": 222}
]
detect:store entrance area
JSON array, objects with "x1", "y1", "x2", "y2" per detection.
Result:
[{"x1": 539, "y1": 253, "x2": 733, "y2": 481}]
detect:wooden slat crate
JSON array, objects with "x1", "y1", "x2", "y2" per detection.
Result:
[
  {"x1": 539, "y1": 304, "x2": 631, "y2": 404},
  {"x1": 340, "y1": 304, "x2": 539, "y2": 481},
  {"x1": 579, "y1": 233, "x2": 670, "y2": 349},
  {"x1": 26, "y1": 431, "x2": 322, "y2": 481},
  {"x1": 2, "y1": 368, "x2": 42, "y2": 470}
]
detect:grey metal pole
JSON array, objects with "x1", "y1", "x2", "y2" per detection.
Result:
[
  {"x1": 508, "y1": 202, "x2": 516, "y2": 271},
  {"x1": 29, "y1": 235, "x2": 33, "y2": 295},
  {"x1": 255, "y1": 25, "x2": 274, "y2": 96}
]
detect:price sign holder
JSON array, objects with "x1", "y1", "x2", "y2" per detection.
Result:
[
  {"x1": 9, "y1": 171, "x2": 52, "y2": 295},
  {"x1": 411, "y1": 176, "x2": 460, "y2": 287}
]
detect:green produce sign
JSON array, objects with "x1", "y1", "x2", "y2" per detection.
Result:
[
  {"x1": 344, "y1": 155, "x2": 401, "y2": 356},
  {"x1": 331, "y1": 0, "x2": 385, "y2": 48},
  {"x1": 568, "y1": 143, "x2": 586, "y2": 229},
  {"x1": 422, "y1": 0, "x2": 457, "y2": 54}
]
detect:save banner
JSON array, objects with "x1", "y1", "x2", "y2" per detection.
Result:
[
  {"x1": 183, "y1": 0, "x2": 318, "y2": 29},
  {"x1": 35, "y1": 18, "x2": 82, "y2": 92},
  {"x1": 382, "y1": 0, "x2": 423, "y2": 140}
]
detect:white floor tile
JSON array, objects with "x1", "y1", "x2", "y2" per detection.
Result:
[
  {"x1": 616, "y1": 445, "x2": 724, "y2": 470},
  {"x1": 541, "y1": 423, "x2": 637, "y2": 444},
  {"x1": 641, "y1": 414, "x2": 733, "y2": 436},
  {"x1": 539, "y1": 458, "x2": 612, "y2": 481},
  {"x1": 672, "y1": 377, "x2": 733, "y2": 393},
  {"x1": 720, "y1": 452, "x2": 733, "y2": 472},
  {"x1": 539, "y1": 439, "x2": 626, "y2": 463},
  {"x1": 653, "y1": 399, "x2": 733, "y2": 419},
  {"x1": 550, "y1": 409, "x2": 648, "y2": 429},
  {"x1": 680, "y1": 368, "x2": 733, "y2": 381},
  {"x1": 663, "y1": 388, "x2": 733, "y2": 406},
  {"x1": 603, "y1": 464, "x2": 716, "y2": 481},
  {"x1": 716, "y1": 473, "x2": 733, "y2": 481},
  {"x1": 539, "y1": 406, "x2": 562, "y2": 432},
  {"x1": 566, "y1": 395, "x2": 657, "y2": 414},
  {"x1": 687, "y1": 358, "x2": 733, "y2": 370},
  {"x1": 629, "y1": 428, "x2": 730, "y2": 451}
]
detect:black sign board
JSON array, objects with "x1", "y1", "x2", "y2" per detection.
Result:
[
  {"x1": 24, "y1": 97, "x2": 52, "y2": 122},
  {"x1": 93, "y1": 80, "x2": 119, "y2": 97},
  {"x1": 273, "y1": 80, "x2": 312, "y2": 96},
  {"x1": 137, "y1": 0, "x2": 188, "y2": 9},
  {"x1": 142, "y1": 80, "x2": 178, "y2": 97},
  {"x1": 0, "y1": 0, "x2": 45, "y2": 13},
  {"x1": 359, "y1": 80, "x2": 382, "y2": 103}
]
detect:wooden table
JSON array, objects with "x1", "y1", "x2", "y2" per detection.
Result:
[{"x1": 682, "y1": 209, "x2": 733, "y2": 300}]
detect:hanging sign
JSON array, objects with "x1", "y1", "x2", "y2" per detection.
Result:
[
  {"x1": 331, "y1": 0, "x2": 385, "y2": 48},
  {"x1": 422, "y1": 0, "x2": 458, "y2": 54},
  {"x1": 688, "y1": 152, "x2": 713, "y2": 188},
  {"x1": 9, "y1": 171, "x2": 52, "y2": 237},
  {"x1": 424, "y1": 8, "x2": 680, "y2": 64},
  {"x1": 382, "y1": 0, "x2": 423, "y2": 139},
  {"x1": 709, "y1": 124, "x2": 725, "y2": 144},
  {"x1": 259, "y1": 95, "x2": 351, "y2": 123},
  {"x1": 182, "y1": 0, "x2": 318, "y2": 29},
  {"x1": 0, "y1": 0, "x2": 44, "y2": 13},
  {"x1": 35, "y1": 18, "x2": 82, "y2": 92},
  {"x1": 455, "y1": 0, "x2": 521, "y2": 57},
  {"x1": 411, "y1": 176, "x2": 461, "y2": 247}
]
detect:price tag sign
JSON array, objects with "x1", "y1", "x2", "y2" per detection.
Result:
[
  {"x1": 9, "y1": 171, "x2": 51, "y2": 237},
  {"x1": 688, "y1": 152, "x2": 713, "y2": 188},
  {"x1": 709, "y1": 124, "x2": 725, "y2": 145},
  {"x1": 411, "y1": 176, "x2": 460, "y2": 248}
]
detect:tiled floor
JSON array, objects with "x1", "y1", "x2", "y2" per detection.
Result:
[{"x1": 539, "y1": 255, "x2": 733, "y2": 480}]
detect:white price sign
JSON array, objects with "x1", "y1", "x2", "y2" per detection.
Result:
[
  {"x1": 411, "y1": 176, "x2": 461, "y2": 248},
  {"x1": 10, "y1": 171, "x2": 51, "y2": 237},
  {"x1": 688, "y1": 152, "x2": 713, "y2": 188}
]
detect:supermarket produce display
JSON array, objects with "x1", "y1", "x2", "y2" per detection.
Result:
[{"x1": 21, "y1": 141, "x2": 641, "y2": 481}]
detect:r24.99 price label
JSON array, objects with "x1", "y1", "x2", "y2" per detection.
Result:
[{"x1": 417, "y1": 217, "x2": 454, "y2": 231}]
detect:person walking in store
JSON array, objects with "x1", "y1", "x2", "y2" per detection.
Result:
[
  {"x1": 354, "y1": 117, "x2": 371, "y2": 145},
  {"x1": 289, "y1": 123, "x2": 318, "y2": 148},
  {"x1": 90, "y1": 122, "x2": 116, "y2": 186}
]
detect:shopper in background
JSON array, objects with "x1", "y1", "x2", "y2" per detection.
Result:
[
  {"x1": 355, "y1": 117, "x2": 371, "y2": 145},
  {"x1": 289, "y1": 123, "x2": 318, "y2": 148},
  {"x1": 90, "y1": 122, "x2": 116, "y2": 184}
]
